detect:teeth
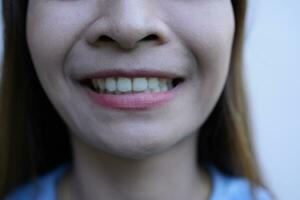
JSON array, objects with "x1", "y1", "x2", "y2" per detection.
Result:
[
  {"x1": 105, "y1": 78, "x2": 117, "y2": 92},
  {"x1": 148, "y1": 78, "x2": 160, "y2": 92},
  {"x1": 91, "y1": 77, "x2": 175, "y2": 94},
  {"x1": 117, "y1": 77, "x2": 132, "y2": 92},
  {"x1": 159, "y1": 78, "x2": 168, "y2": 92},
  {"x1": 97, "y1": 79, "x2": 105, "y2": 92},
  {"x1": 92, "y1": 79, "x2": 99, "y2": 91},
  {"x1": 133, "y1": 77, "x2": 148, "y2": 91}
]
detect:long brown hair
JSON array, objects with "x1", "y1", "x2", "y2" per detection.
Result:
[{"x1": 0, "y1": 0, "x2": 264, "y2": 197}]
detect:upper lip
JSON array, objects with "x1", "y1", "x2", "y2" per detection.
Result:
[{"x1": 78, "y1": 69, "x2": 185, "y2": 80}]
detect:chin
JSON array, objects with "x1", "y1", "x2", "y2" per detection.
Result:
[{"x1": 76, "y1": 127, "x2": 179, "y2": 160}]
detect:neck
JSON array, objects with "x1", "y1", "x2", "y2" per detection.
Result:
[{"x1": 64, "y1": 133, "x2": 211, "y2": 200}]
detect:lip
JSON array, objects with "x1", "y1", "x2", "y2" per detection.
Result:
[{"x1": 82, "y1": 81, "x2": 184, "y2": 111}]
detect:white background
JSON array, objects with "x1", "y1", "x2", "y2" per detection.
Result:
[
  {"x1": 245, "y1": 1, "x2": 300, "y2": 199},
  {"x1": 1, "y1": 1, "x2": 299, "y2": 199}
]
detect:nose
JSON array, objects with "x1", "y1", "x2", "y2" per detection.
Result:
[{"x1": 85, "y1": 0, "x2": 169, "y2": 50}]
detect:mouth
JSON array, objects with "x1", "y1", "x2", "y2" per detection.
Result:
[
  {"x1": 77, "y1": 70, "x2": 186, "y2": 110},
  {"x1": 79, "y1": 76, "x2": 185, "y2": 94}
]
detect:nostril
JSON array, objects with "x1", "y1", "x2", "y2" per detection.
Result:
[
  {"x1": 142, "y1": 34, "x2": 159, "y2": 41},
  {"x1": 97, "y1": 35, "x2": 114, "y2": 42}
]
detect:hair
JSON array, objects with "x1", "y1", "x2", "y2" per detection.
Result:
[{"x1": 0, "y1": 0, "x2": 266, "y2": 198}]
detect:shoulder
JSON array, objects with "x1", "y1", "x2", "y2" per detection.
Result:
[
  {"x1": 3, "y1": 164, "x2": 69, "y2": 200},
  {"x1": 208, "y1": 166, "x2": 273, "y2": 200}
]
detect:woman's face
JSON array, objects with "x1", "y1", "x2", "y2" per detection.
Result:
[{"x1": 27, "y1": 0, "x2": 235, "y2": 159}]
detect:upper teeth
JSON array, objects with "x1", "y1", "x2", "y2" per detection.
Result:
[{"x1": 91, "y1": 77, "x2": 173, "y2": 93}]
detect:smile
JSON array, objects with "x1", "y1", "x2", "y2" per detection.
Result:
[
  {"x1": 79, "y1": 71, "x2": 185, "y2": 110},
  {"x1": 85, "y1": 77, "x2": 184, "y2": 94}
]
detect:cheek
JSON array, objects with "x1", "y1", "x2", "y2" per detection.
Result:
[
  {"x1": 26, "y1": 1, "x2": 100, "y2": 102},
  {"x1": 164, "y1": 1, "x2": 235, "y2": 118},
  {"x1": 26, "y1": 1, "x2": 93, "y2": 74},
  {"x1": 168, "y1": 1, "x2": 235, "y2": 70},
  {"x1": 176, "y1": 2, "x2": 234, "y2": 80}
]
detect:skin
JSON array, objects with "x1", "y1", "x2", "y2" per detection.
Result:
[{"x1": 26, "y1": 0, "x2": 235, "y2": 200}]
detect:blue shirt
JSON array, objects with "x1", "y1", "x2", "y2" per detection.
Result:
[{"x1": 4, "y1": 164, "x2": 272, "y2": 200}]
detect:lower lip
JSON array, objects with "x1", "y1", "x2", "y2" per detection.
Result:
[{"x1": 84, "y1": 85, "x2": 182, "y2": 111}]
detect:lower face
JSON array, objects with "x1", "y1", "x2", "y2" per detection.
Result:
[{"x1": 26, "y1": 0, "x2": 235, "y2": 159}]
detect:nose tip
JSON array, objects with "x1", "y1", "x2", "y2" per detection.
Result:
[
  {"x1": 86, "y1": 20, "x2": 167, "y2": 50},
  {"x1": 84, "y1": 1, "x2": 169, "y2": 51}
]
